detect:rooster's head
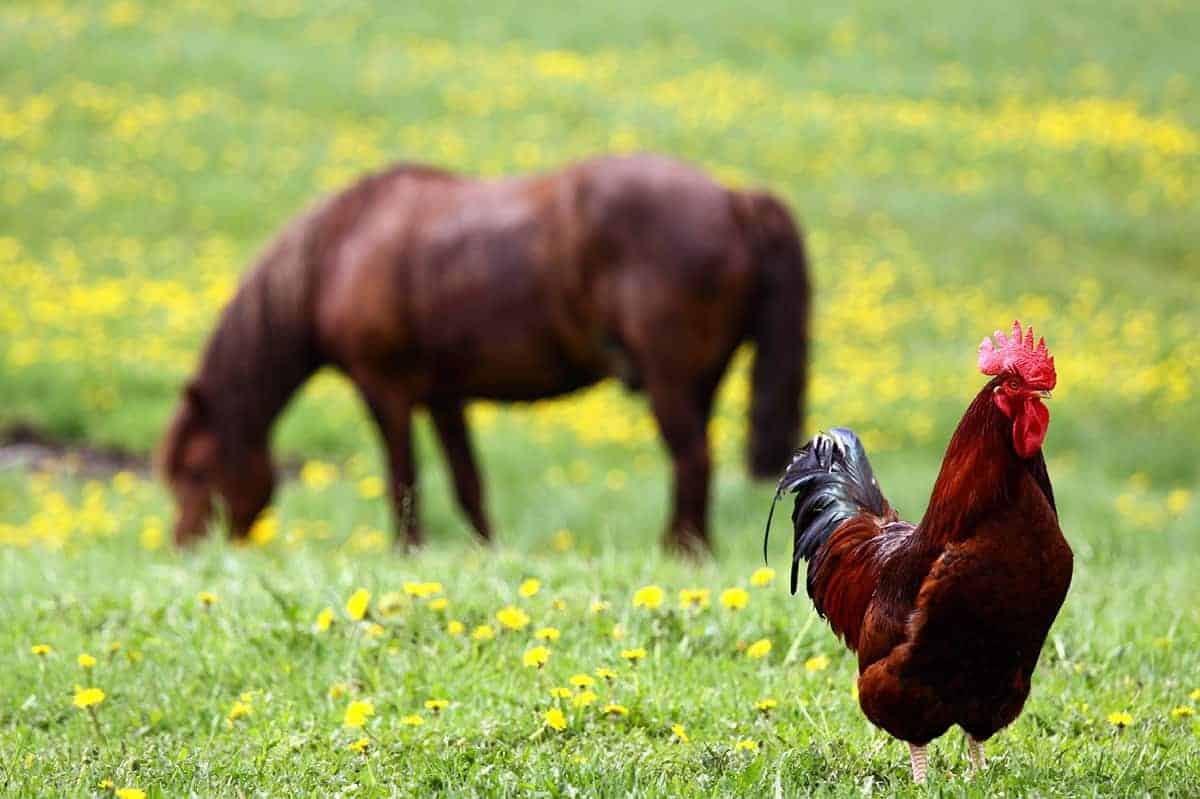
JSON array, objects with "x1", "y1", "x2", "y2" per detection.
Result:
[{"x1": 978, "y1": 320, "x2": 1057, "y2": 459}]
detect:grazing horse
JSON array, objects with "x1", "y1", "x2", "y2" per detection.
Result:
[{"x1": 161, "y1": 153, "x2": 810, "y2": 553}]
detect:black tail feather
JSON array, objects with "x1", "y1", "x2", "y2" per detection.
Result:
[{"x1": 762, "y1": 427, "x2": 887, "y2": 594}]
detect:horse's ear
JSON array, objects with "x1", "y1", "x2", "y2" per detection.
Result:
[{"x1": 159, "y1": 383, "x2": 206, "y2": 476}]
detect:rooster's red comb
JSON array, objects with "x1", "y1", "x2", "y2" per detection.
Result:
[{"x1": 977, "y1": 320, "x2": 1057, "y2": 389}]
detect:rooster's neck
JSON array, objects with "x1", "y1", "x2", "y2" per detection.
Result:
[{"x1": 918, "y1": 376, "x2": 1027, "y2": 544}]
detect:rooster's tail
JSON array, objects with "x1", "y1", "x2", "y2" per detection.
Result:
[{"x1": 763, "y1": 427, "x2": 890, "y2": 595}]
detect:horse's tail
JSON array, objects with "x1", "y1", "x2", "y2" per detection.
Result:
[{"x1": 735, "y1": 190, "x2": 811, "y2": 479}]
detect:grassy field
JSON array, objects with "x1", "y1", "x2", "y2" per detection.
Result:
[{"x1": 2, "y1": 0, "x2": 1199, "y2": 796}]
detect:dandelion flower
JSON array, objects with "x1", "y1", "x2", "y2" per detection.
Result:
[
  {"x1": 1170, "y1": 706, "x2": 1195, "y2": 719},
  {"x1": 472, "y1": 624, "x2": 496, "y2": 641},
  {"x1": 447, "y1": 620, "x2": 465, "y2": 636},
  {"x1": 621, "y1": 647, "x2": 647, "y2": 664},
  {"x1": 227, "y1": 700, "x2": 252, "y2": 723},
  {"x1": 671, "y1": 723, "x2": 689, "y2": 743},
  {"x1": 544, "y1": 707, "x2": 567, "y2": 731},
  {"x1": 747, "y1": 639, "x2": 772, "y2": 659},
  {"x1": 632, "y1": 585, "x2": 664, "y2": 609},
  {"x1": 1191, "y1": 689, "x2": 1200, "y2": 701},
  {"x1": 678, "y1": 588, "x2": 710, "y2": 609},
  {"x1": 403, "y1": 581, "x2": 443, "y2": 598},
  {"x1": 535, "y1": 627, "x2": 561, "y2": 641},
  {"x1": 550, "y1": 687, "x2": 572, "y2": 699},
  {"x1": 314, "y1": 607, "x2": 334, "y2": 632},
  {"x1": 572, "y1": 690, "x2": 598, "y2": 708},
  {"x1": 77, "y1": 653, "x2": 96, "y2": 669},
  {"x1": 734, "y1": 739, "x2": 760, "y2": 753},
  {"x1": 73, "y1": 687, "x2": 105, "y2": 709},
  {"x1": 569, "y1": 673, "x2": 595, "y2": 689},
  {"x1": 603, "y1": 703, "x2": 629, "y2": 717},
  {"x1": 755, "y1": 698, "x2": 778, "y2": 713},
  {"x1": 31, "y1": 644, "x2": 52, "y2": 656},
  {"x1": 750, "y1": 567, "x2": 776, "y2": 587},
  {"x1": 425, "y1": 698, "x2": 450, "y2": 712},
  {"x1": 115, "y1": 790, "x2": 146, "y2": 799},
  {"x1": 523, "y1": 646, "x2": 551, "y2": 668},
  {"x1": 348, "y1": 737, "x2": 370, "y2": 753},
  {"x1": 552, "y1": 529, "x2": 574, "y2": 551},
  {"x1": 343, "y1": 700, "x2": 375, "y2": 728},
  {"x1": 719, "y1": 587, "x2": 749, "y2": 610},
  {"x1": 1106, "y1": 711, "x2": 1133, "y2": 728},
  {"x1": 358, "y1": 475, "x2": 384, "y2": 499},
  {"x1": 364, "y1": 623, "x2": 385, "y2": 638},
  {"x1": 595, "y1": 667, "x2": 617, "y2": 681},
  {"x1": 496, "y1": 606, "x2": 530, "y2": 630},
  {"x1": 197, "y1": 591, "x2": 218, "y2": 607},
  {"x1": 400, "y1": 713, "x2": 424, "y2": 726},
  {"x1": 589, "y1": 600, "x2": 610, "y2": 614},
  {"x1": 610, "y1": 624, "x2": 626, "y2": 641},
  {"x1": 428, "y1": 597, "x2": 449, "y2": 611},
  {"x1": 377, "y1": 592, "x2": 405, "y2": 616},
  {"x1": 805, "y1": 654, "x2": 830, "y2": 672},
  {"x1": 519, "y1": 578, "x2": 541, "y2": 598},
  {"x1": 99, "y1": 779, "x2": 114, "y2": 790},
  {"x1": 345, "y1": 588, "x2": 370, "y2": 621},
  {"x1": 551, "y1": 598, "x2": 567, "y2": 611}
]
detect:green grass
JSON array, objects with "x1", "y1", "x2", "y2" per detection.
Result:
[{"x1": 2, "y1": 0, "x2": 1199, "y2": 796}]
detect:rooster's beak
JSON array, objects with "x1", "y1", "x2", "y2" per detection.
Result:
[{"x1": 1038, "y1": 390, "x2": 1053, "y2": 399}]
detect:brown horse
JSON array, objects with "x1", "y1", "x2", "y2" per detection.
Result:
[{"x1": 161, "y1": 153, "x2": 810, "y2": 553}]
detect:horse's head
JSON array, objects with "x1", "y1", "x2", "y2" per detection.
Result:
[{"x1": 160, "y1": 385, "x2": 275, "y2": 545}]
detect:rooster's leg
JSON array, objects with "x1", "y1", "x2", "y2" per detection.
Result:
[
  {"x1": 966, "y1": 735, "x2": 985, "y2": 774},
  {"x1": 908, "y1": 743, "x2": 928, "y2": 785}
]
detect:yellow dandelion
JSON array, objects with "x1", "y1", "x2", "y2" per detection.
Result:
[
  {"x1": 519, "y1": 578, "x2": 541, "y2": 598},
  {"x1": 99, "y1": 779, "x2": 114, "y2": 789},
  {"x1": 681, "y1": 588, "x2": 711, "y2": 609},
  {"x1": 755, "y1": 698, "x2": 778, "y2": 713},
  {"x1": 523, "y1": 646, "x2": 551, "y2": 669},
  {"x1": 348, "y1": 737, "x2": 370, "y2": 753},
  {"x1": 115, "y1": 790, "x2": 146, "y2": 799},
  {"x1": 552, "y1": 529, "x2": 574, "y2": 551},
  {"x1": 345, "y1": 588, "x2": 371, "y2": 621},
  {"x1": 671, "y1": 723, "x2": 689, "y2": 743},
  {"x1": 400, "y1": 713, "x2": 424, "y2": 726},
  {"x1": 472, "y1": 624, "x2": 496, "y2": 641},
  {"x1": 603, "y1": 703, "x2": 629, "y2": 717},
  {"x1": 447, "y1": 620, "x2": 465, "y2": 636},
  {"x1": 425, "y1": 698, "x2": 450, "y2": 712},
  {"x1": 496, "y1": 606, "x2": 530, "y2": 630},
  {"x1": 544, "y1": 707, "x2": 567, "y2": 731},
  {"x1": 589, "y1": 600, "x2": 610, "y2": 614},
  {"x1": 357, "y1": 476, "x2": 384, "y2": 499},
  {"x1": 632, "y1": 584, "x2": 664, "y2": 609},
  {"x1": 535, "y1": 627, "x2": 561, "y2": 641},
  {"x1": 328, "y1": 683, "x2": 348, "y2": 700},
  {"x1": 572, "y1": 690, "x2": 598, "y2": 708},
  {"x1": 73, "y1": 687, "x2": 105, "y2": 709},
  {"x1": 610, "y1": 624, "x2": 626, "y2": 641},
  {"x1": 550, "y1": 687, "x2": 572, "y2": 699},
  {"x1": 720, "y1": 587, "x2": 749, "y2": 610},
  {"x1": 805, "y1": 654, "x2": 830, "y2": 672},
  {"x1": 428, "y1": 597, "x2": 449, "y2": 611},
  {"x1": 621, "y1": 647, "x2": 647, "y2": 664},
  {"x1": 77, "y1": 654, "x2": 96, "y2": 669},
  {"x1": 1106, "y1": 711, "x2": 1133, "y2": 727},
  {"x1": 750, "y1": 567, "x2": 776, "y2": 587},
  {"x1": 1190, "y1": 689, "x2": 1200, "y2": 701},
  {"x1": 31, "y1": 644, "x2": 52, "y2": 656},
  {"x1": 197, "y1": 591, "x2": 218, "y2": 607},
  {"x1": 735, "y1": 739, "x2": 760, "y2": 753},
  {"x1": 377, "y1": 592, "x2": 405, "y2": 616},
  {"x1": 552, "y1": 598, "x2": 567, "y2": 611},
  {"x1": 595, "y1": 667, "x2": 617, "y2": 681},
  {"x1": 364, "y1": 623, "x2": 385, "y2": 638},
  {"x1": 747, "y1": 639, "x2": 772, "y2": 659},
  {"x1": 1170, "y1": 706, "x2": 1195, "y2": 719},
  {"x1": 227, "y1": 700, "x2": 252, "y2": 723},
  {"x1": 343, "y1": 700, "x2": 375, "y2": 728},
  {"x1": 569, "y1": 673, "x2": 595, "y2": 689},
  {"x1": 314, "y1": 607, "x2": 334, "y2": 632}
]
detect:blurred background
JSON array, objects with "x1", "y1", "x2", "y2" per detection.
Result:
[{"x1": 2, "y1": 1, "x2": 1196, "y2": 552}]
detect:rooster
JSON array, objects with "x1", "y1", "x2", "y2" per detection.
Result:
[{"x1": 763, "y1": 321, "x2": 1072, "y2": 783}]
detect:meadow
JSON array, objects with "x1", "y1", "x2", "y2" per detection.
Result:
[{"x1": 1, "y1": 0, "x2": 1198, "y2": 796}]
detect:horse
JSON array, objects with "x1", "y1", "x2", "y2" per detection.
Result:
[{"x1": 161, "y1": 153, "x2": 810, "y2": 553}]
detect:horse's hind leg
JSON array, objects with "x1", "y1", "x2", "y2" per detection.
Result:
[
  {"x1": 430, "y1": 402, "x2": 492, "y2": 542},
  {"x1": 645, "y1": 374, "x2": 715, "y2": 556},
  {"x1": 354, "y1": 374, "x2": 423, "y2": 549}
]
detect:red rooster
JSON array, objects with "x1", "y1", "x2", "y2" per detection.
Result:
[{"x1": 764, "y1": 321, "x2": 1072, "y2": 783}]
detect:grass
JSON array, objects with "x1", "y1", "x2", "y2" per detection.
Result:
[{"x1": 1, "y1": 0, "x2": 1199, "y2": 796}]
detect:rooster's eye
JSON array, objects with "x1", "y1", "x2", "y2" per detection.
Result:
[{"x1": 1006, "y1": 378, "x2": 1020, "y2": 391}]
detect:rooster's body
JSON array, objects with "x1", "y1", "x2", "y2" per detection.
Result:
[{"x1": 767, "y1": 323, "x2": 1072, "y2": 782}]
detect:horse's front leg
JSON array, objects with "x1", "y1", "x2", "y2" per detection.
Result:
[
  {"x1": 354, "y1": 375, "x2": 422, "y2": 549},
  {"x1": 645, "y1": 376, "x2": 713, "y2": 556},
  {"x1": 431, "y1": 402, "x2": 492, "y2": 542}
]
